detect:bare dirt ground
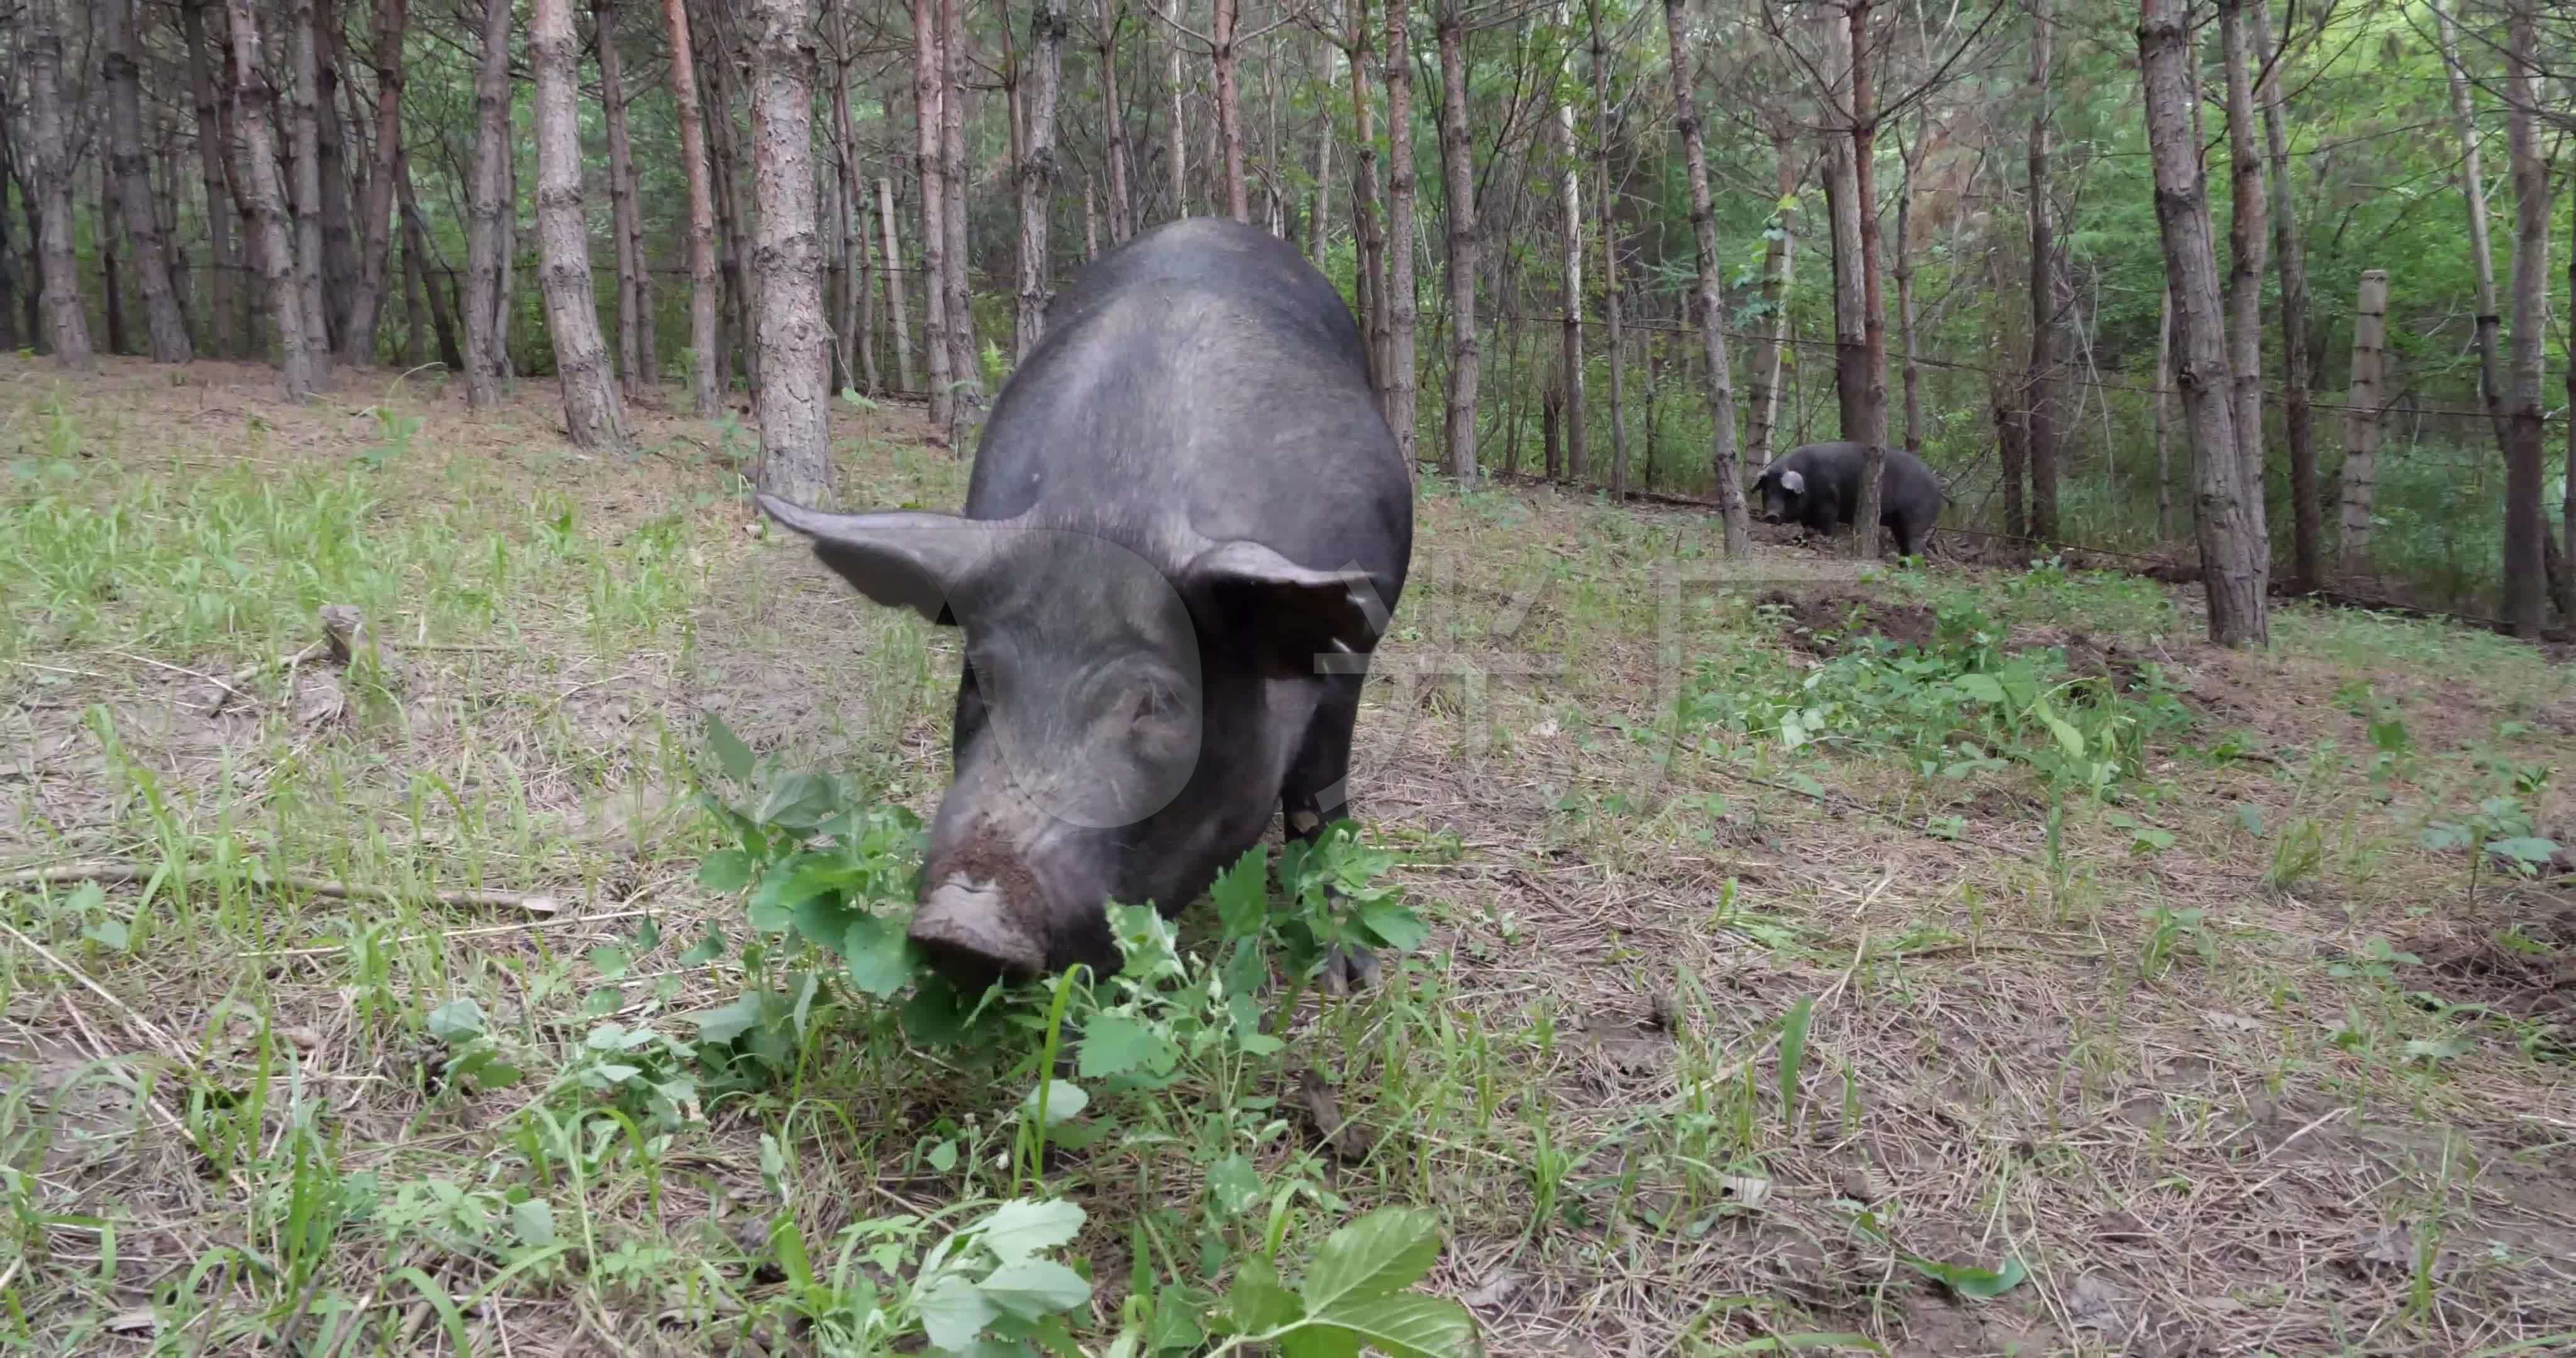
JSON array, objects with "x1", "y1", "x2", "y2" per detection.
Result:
[{"x1": 3, "y1": 356, "x2": 2573, "y2": 1356}]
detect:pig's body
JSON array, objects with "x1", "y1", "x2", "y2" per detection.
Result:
[
  {"x1": 1752, "y1": 442, "x2": 1945, "y2": 559},
  {"x1": 762, "y1": 218, "x2": 1411, "y2": 987}
]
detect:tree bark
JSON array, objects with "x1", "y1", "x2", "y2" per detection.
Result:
[
  {"x1": 2248, "y1": 0, "x2": 2316, "y2": 591},
  {"x1": 1165, "y1": 1, "x2": 1189, "y2": 218},
  {"x1": 23, "y1": 0, "x2": 93, "y2": 370},
  {"x1": 2338, "y1": 270, "x2": 2387, "y2": 571},
  {"x1": 1018, "y1": 0, "x2": 1067, "y2": 357},
  {"x1": 289, "y1": 0, "x2": 335, "y2": 372},
  {"x1": 1585, "y1": 0, "x2": 1626, "y2": 499},
  {"x1": 597, "y1": 0, "x2": 654, "y2": 395},
  {"x1": 826, "y1": 9, "x2": 875, "y2": 394},
  {"x1": 1346, "y1": 0, "x2": 1386, "y2": 389},
  {"x1": 339, "y1": 0, "x2": 405, "y2": 366},
  {"x1": 1211, "y1": 0, "x2": 1249, "y2": 222},
  {"x1": 748, "y1": 0, "x2": 831, "y2": 500},
  {"x1": 2140, "y1": 0, "x2": 2266, "y2": 647},
  {"x1": 396, "y1": 146, "x2": 462, "y2": 371},
  {"x1": 401, "y1": 216, "x2": 428, "y2": 366},
  {"x1": 105, "y1": 0, "x2": 193, "y2": 362},
  {"x1": 2431, "y1": 0, "x2": 2511, "y2": 471},
  {"x1": 1842, "y1": 0, "x2": 1886, "y2": 554},
  {"x1": 2498, "y1": 0, "x2": 2549, "y2": 637},
  {"x1": 2153, "y1": 283, "x2": 2173, "y2": 540},
  {"x1": 1383, "y1": 0, "x2": 1419, "y2": 461},
  {"x1": 2025, "y1": 0, "x2": 2058, "y2": 543},
  {"x1": 1097, "y1": 0, "x2": 1135, "y2": 242},
  {"x1": 877, "y1": 178, "x2": 918, "y2": 390},
  {"x1": 2218, "y1": 0, "x2": 2271, "y2": 551},
  {"x1": 182, "y1": 0, "x2": 242, "y2": 357},
  {"x1": 1307, "y1": 27, "x2": 1333, "y2": 261},
  {"x1": 1433, "y1": 2, "x2": 1479, "y2": 481},
  {"x1": 940, "y1": 0, "x2": 977, "y2": 407},
  {"x1": 699, "y1": 14, "x2": 756, "y2": 397},
  {"x1": 101, "y1": 166, "x2": 130, "y2": 356},
  {"x1": 464, "y1": 0, "x2": 513, "y2": 408},
  {"x1": 228, "y1": 0, "x2": 314, "y2": 398},
  {"x1": 531, "y1": 0, "x2": 628, "y2": 449},
  {"x1": 1894, "y1": 123, "x2": 1922, "y2": 460},
  {"x1": 1550, "y1": 0, "x2": 1587, "y2": 484},
  {"x1": 313, "y1": 0, "x2": 359, "y2": 348},
  {"x1": 1747, "y1": 130, "x2": 1796, "y2": 470},
  {"x1": 1662, "y1": 0, "x2": 1751, "y2": 548},
  {"x1": 664, "y1": 0, "x2": 723, "y2": 414},
  {"x1": 911, "y1": 0, "x2": 954, "y2": 423}
]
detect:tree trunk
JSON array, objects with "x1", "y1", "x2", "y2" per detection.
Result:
[
  {"x1": 1165, "y1": 2, "x2": 1189, "y2": 218},
  {"x1": 1097, "y1": 0, "x2": 1135, "y2": 242},
  {"x1": 1894, "y1": 123, "x2": 1922, "y2": 460},
  {"x1": 1307, "y1": 29, "x2": 1333, "y2": 261},
  {"x1": 911, "y1": 0, "x2": 954, "y2": 423},
  {"x1": 1346, "y1": 0, "x2": 1385, "y2": 389},
  {"x1": 397, "y1": 146, "x2": 462, "y2": 371},
  {"x1": 1551, "y1": 0, "x2": 1586, "y2": 485},
  {"x1": 101, "y1": 168, "x2": 130, "y2": 357},
  {"x1": 24, "y1": 0, "x2": 92, "y2": 370},
  {"x1": 2140, "y1": 0, "x2": 2265, "y2": 647},
  {"x1": 182, "y1": 0, "x2": 242, "y2": 358},
  {"x1": 401, "y1": 220, "x2": 427, "y2": 366},
  {"x1": 1211, "y1": 0, "x2": 1249, "y2": 222},
  {"x1": 1843, "y1": 0, "x2": 1886, "y2": 554},
  {"x1": 597, "y1": 0, "x2": 653, "y2": 395},
  {"x1": 2431, "y1": 0, "x2": 2512, "y2": 469},
  {"x1": 1746, "y1": 130, "x2": 1796, "y2": 470},
  {"x1": 1383, "y1": 0, "x2": 1419, "y2": 461},
  {"x1": 940, "y1": 0, "x2": 977, "y2": 407},
  {"x1": 826, "y1": 9, "x2": 874, "y2": 393},
  {"x1": 289, "y1": 0, "x2": 335, "y2": 373},
  {"x1": 339, "y1": 0, "x2": 405, "y2": 366},
  {"x1": 531, "y1": 0, "x2": 628, "y2": 449},
  {"x1": 1661, "y1": 0, "x2": 1747, "y2": 548},
  {"x1": 1434, "y1": 3, "x2": 1479, "y2": 481},
  {"x1": 2338, "y1": 270, "x2": 2387, "y2": 571},
  {"x1": 2025, "y1": 0, "x2": 2058, "y2": 543},
  {"x1": 104, "y1": 0, "x2": 193, "y2": 362},
  {"x1": 464, "y1": 0, "x2": 512, "y2": 408},
  {"x1": 878, "y1": 178, "x2": 918, "y2": 390},
  {"x1": 228, "y1": 0, "x2": 314, "y2": 397},
  {"x1": 1018, "y1": 0, "x2": 1067, "y2": 358},
  {"x1": 748, "y1": 0, "x2": 831, "y2": 500},
  {"x1": 1822, "y1": 142, "x2": 1864, "y2": 446},
  {"x1": 700, "y1": 19, "x2": 756, "y2": 397},
  {"x1": 313, "y1": 0, "x2": 359, "y2": 348},
  {"x1": 2153, "y1": 284, "x2": 2173, "y2": 540},
  {"x1": 2248, "y1": 0, "x2": 2316, "y2": 590},
  {"x1": 1584, "y1": 0, "x2": 1626, "y2": 499},
  {"x1": 2218, "y1": 0, "x2": 2272, "y2": 553},
  {"x1": 2498, "y1": 0, "x2": 2548, "y2": 637},
  {"x1": 665, "y1": 0, "x2": 723, "y2": 414}
]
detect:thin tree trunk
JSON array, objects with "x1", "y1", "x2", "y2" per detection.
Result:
[
  {"x1": 1894, "y1": 122, "x2": 1922, "y2": 460},
  {"x1": 397, "y1": 146, "x2": 462, "y2": 370},
  {"x1": 2153, "y1": 284, "x2": 2173, "y2": 540},
  {"x1": 1018, "y1": 0, "x2": 1067, "y2": 357},
  {"x1": 827, "y1": 8, "x2": 875, "y2": 393},
  {"x1": 1584, "y1": 0, "x2": 1626, "y2": 499},
  {"x1": 105, "y1": 0, "x2": 192, "y2": 361},
  {"x1": 700, "y1": 14, "x2": 755, "y2": 397},
  {"x1": 1383, "y1": 0, "x2": 1418, "y2": 460},
  {"x1": 401, "y1": 222, "x2": 427, "y2": 365},
  {"x1": 531, "y1": 0, "x2": 627, "y2": 448},
  {"x1": 878, "y1": 178, "x2": 917, "y2": 390},
  {"x1": 1307, "y1": 28, "x2": 1333, "y2": 261},
  {"x1": 1165, "y1": 1, "x2": 1189, "y2": 217},
  {"x1": 228, "y1": 0, "x2": 313, "y2": 397},
  {"x1": 1551, "y1": 0, "x2": 1586, "y2": 485},
  {"x1": 597, "y1": 0, "x2": 652, "y2": 395},
  {"x1": 2338, "y1": 270, "x2": 2387, "y2": 570},
  {"x1": 1662, "y1": 0, "x2": 1750, "y2": 551},
  {"x1": 665, "y1": 0, "x2": 723, "y2": 414},
  {"x1": 2141, "y1": 0, "x2": 2265, "y2": 647},
  {"x1": 313, "y1": 0, "x2": 359, "y2": 347},
  {"x1": 24, "y1": 0, "x2": 92, "y2": 370},
  {"x1": 940, "y1": 0, "x2": 976, "y2": 406},
  {"x1": 1434, "y1": 1, "x2": 1479, "y2": 481},
  {"x1": 289, "y1": 0, "x2": 335, "y2": 372},
  {"x1": 340, "y1": 0, "x2": 405, "y2": 366},
  {"x1": 101, "y1": 168, "x2": 130, "y2": 356},
  {"x1": 2249, "y1": 0, "x2": 2317, "y2": 590},
  {"x1": 182, "y1": 0, "x2": 241, "y2": 357},
  {"x1": 2498, "y1": 0, "x2": 2548, "y2": 636},
  {"x1": 1084, "y1": 179, "x2": 1101, "y2": 258},
  {"x1": 2431, "y1": 0, "x2": 2511, "y2": 464},
  {"x1": 2025, "y1": 0, "x2": 2058, "y2": 543},
  {"x1": 1211, "y1": 0, "x2": 1249, "y2": 222},
  {"x1": 1746, "y1": 130, "x2": 1796, "y2": 470},
  {"x1": 1347, "y1": 0, "x2": 1386, "y2": 389},
  {"x1": 2219, "y1": 0, "x2": 2272, "y2": 551},
  {"x1": 748, "y1": 0, "x2": 831, "y2": 499},
  {"x1": 464, "y1": 0, "x2": 511, "y2": 407},
  {"x1": 1822, "y1": 146, "x2": 1864, "y2": 444},
  {"x1": 1843, "y1": 0, "x2": 1887, "y2": 553},
  {"x1": 911, "y1": 0, "x2": 953, "y2": 423},
  {"x1": 1097, "y1": 0, "x2": 1135, "y2": 241}
]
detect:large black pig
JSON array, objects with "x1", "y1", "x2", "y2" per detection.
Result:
[
  {"x1": 1751, "y1": 441, "x2": 1945, "y2": 559},
  {"x1": 758, "y1": 218, "x2": 1413, "y2": 991}
]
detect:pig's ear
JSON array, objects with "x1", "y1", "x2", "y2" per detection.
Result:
[
  {"x1": 1779, "y1": 468, "x2": 1806, "y2": 495},
  {"x1": 1184, "y1": 541, "x2": 1389, "y2": 669},
  {"x1": 755, "y1": 496, "x2": 996, "y2": 625}
]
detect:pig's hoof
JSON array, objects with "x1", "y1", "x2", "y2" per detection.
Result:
[{"x1": 1320, "y1": 944, "x2": 1381, "y2": 996}]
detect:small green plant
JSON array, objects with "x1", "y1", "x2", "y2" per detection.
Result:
[
  {"x1": 2421, "y1": 794, "x2": 2560, "y2": 904},
  {"x1": 2329, "y1": 936, "x2": 2423, "y2": 985},
  {"x1": 355, "y1": 404, "x2": 423, "y2": 470}
]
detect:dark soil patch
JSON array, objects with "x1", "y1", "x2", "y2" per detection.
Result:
[
  {"x1": 1755, "y1": 588, "x2": 1940, "y2": 656},
  {"x1": 2401, "y1": 902, "x2": 2576, "y2": 1038}
]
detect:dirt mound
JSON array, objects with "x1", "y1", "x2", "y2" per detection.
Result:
[
  {"x1": 1755, "y1": 589, "x2": 1938, "y2": 655},
  {"x1": 2401, "y1": 903, "x2": 2576, "y2": 1042}
]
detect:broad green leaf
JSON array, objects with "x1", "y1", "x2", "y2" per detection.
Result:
[
  {"x1": 707, "y1": 715, "x2": 754, "y2": 783},
  {"x1": 1223, "y1": 1256, "x2": 1301, "y2": 1333},
  {"x1": 1315, "y1": 1294, "x2": 1483, "y2": 1358},
  {"x1": 976, "y1": 1258, "x2": 1092, "y2": 1318},
  {"x1": 1077, "y1": 1012, "x2": 1179, "y2": 1078},
  {"x1": 511, "y1": 1198, "x2": 555, "y2": 1247},
  {"x1": 1205, "y1": 1154, "x2": 1263, "y2": 1217},
  {"x1": 2040, "y1": 713, "x2": 2085, "y2": 758},
  {"x1": 1902, "y1": 1253, "x2": 2027, "y2": 1300},
  {"x1": 1022, "y1": 1079, "x2": 1089, "y2": 1126},
  {"x1": 2485, "y1": 836, "x2": 2559, "y2": 864},
  {"x1": 844, "y1": 914, "x2": 919, "y2": 998},
  {"x1": 1299, "y1": 1207, "x2": 1443, "y2": 1313},
  {"x1": 82, "y1": 919, "x2": 131, "y2": 951},
  {"x1": 677, "y1": 927, "x2": 726, "y2": 965},
  {"x1": 1356, "y1": 900, "x2": 1429, "y2": 954},
  {"x1": 917, "y1": 1276, "x2": 998, "y2": 1352},
  {"x1": 1777, "y1": 995, "x2": 1814, "y2": 1127},
  {"x1": 1213, "y1": 846, "x2": 1270, "y2": 939},
  {"x1": 1953, "y1": 673, "x2": 2004, "y2": 705},
  {"x1": 976, "y1": 1199, "x2": 1085, "y2": 1263},
  {"x1": 1277, "y1": 1324, "x2": 1363, "y2": 1358},
  {"x1": 426, "y1": 998, "x2": 486, "y2": 1042},
  {"x1": 691, "y1": 991, "x2": 768, "y2": 1045},
  {"x1": 756, "y1": 771, "x2": 841, "y2": 830},
  {"x1": 697, "y1": 849, "x2": 754, "y2": 892},
  {"x1": 902, "y1": 975, "x2": 984, "y2": 1047}
]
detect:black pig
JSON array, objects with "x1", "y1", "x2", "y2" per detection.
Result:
[
  {"x1": 758, "y1": 218, "x2": 1413, "y2": 992},
  {"x1": 1750, "y1": 441, "x2": 1945, "y2": 560}
]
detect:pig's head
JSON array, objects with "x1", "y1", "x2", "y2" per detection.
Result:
[
  {"x1": 1754, "y1": 465, "x2": 1805, "y2": 525},
  {"x1": 757, "y1": 495, "x2": 1382, "y2": 989}
]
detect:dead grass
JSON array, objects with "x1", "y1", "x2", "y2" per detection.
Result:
[{"x1": 4, "y1": 355, "x2": 2573, "y2": 1355}]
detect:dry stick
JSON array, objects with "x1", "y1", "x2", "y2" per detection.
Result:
[
  {"x1": 5, "y1": 861, "x2": 565, "y2": 915},
  {"x1": 204, "y1": 638, "x2": 329, "y2": 715}
]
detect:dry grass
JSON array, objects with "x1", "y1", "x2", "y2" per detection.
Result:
[{"x1": 3, "y1": 355, "x2": 2573, "y2": 1356}]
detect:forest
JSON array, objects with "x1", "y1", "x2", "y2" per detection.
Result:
[{"x1": 3, "y1": 0, "x2": 2575, "y2": 1352}]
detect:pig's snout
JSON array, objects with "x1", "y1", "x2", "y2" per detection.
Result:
[{"x1": 909, "y1": 876, "x2": 1046, "y2": 986}]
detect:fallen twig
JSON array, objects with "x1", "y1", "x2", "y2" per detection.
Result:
[
  {"x1": 205, "y1": 639, "x2": 329, "y2": 715},
  {"x1": 3, "y1": 861, "x2": 565, "y2": 915}
]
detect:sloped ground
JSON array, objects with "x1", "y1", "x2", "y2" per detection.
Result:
[{"x1": 3, "y1": 355, "x2": 2572, "y2": 1356}]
